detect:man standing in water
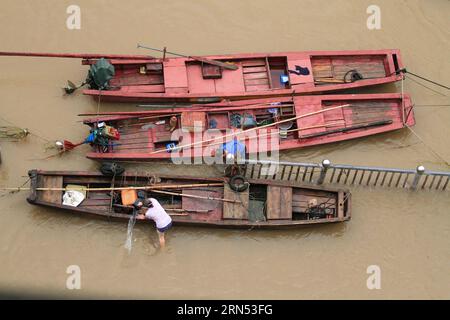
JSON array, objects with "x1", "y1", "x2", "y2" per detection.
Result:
[{"x1": 136, "y1": 198, "x2": 172, "y2": 247}]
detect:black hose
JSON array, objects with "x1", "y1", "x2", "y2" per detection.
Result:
[{"x1": 343, "y1": 69, "x2": 364, "y2": 83}]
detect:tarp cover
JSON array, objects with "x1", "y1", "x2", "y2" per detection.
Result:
[
  {"x1": 87, "y1": 58, "x2": 115, "y2": 90},
  {"x1": 218, "y1": 138, "x2": 246, "y2": 158}
]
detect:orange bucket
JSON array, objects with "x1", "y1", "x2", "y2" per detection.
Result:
[{"x1": 121, "y1": 189, "x2": 138, "y2": 206}]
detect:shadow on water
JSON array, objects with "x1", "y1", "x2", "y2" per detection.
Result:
[
  {"x1": 282, "y1": 127, "x2": 416, "y2": 161},
  {"x1": 26, "y1": 201, "x2": 349, "y2": 242}
]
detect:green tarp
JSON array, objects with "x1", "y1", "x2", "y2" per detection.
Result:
[{"x1": 86, "y1": 58, "x2": 115, "y2": 90}]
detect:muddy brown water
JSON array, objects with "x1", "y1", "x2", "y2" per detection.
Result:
[{"x1": 0, "y1": 0, "x2": 449, "y2": 299}]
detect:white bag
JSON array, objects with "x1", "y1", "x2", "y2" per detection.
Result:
[{"x1": 62, "y1": 190, "x2": 85, "y2": 207}]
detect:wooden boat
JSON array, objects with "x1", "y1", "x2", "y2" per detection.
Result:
[
  {"x1": 0, "y1": 49, "x2": 405, "y2": 103},
  {"x1": 26, "y1": 170, "x2": 351, "y2": 228},
  {"x1": 81, "y1": 93, "x2": 415, "y2": 161}
]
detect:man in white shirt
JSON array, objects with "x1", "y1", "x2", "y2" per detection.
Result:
[{"x1": 136, "y1": 198, "x2": 172, "y2": 247}]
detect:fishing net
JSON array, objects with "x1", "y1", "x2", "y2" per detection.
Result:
[{"x1": 0, "y1": 126, "x2": 29, "y2": 140}]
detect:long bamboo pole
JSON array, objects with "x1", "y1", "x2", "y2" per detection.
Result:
[
  {"x1": 0, "y1": 183, "x2": 224, "y2": 192},
  {"x1": 169, "y1": 121, "x2": 346, "y2": 153},
  {"x1": 82, "y1": 113, "x2": 180, "y2": 122},
  {"x1": 112, "y1": 205, "x2": 189, "y2": 216},
  {"x1": 137, "y1": 44, "x2": 238, "y2": 70},
  {"x1": 0, "y1": 51, "x2": 155, "y2": 60},
  {"x1": 105, "y1": 120, "x2": 349, "y2": 152},
  {"x1": 85, "y1": 120, "x2": 343, "y2": 153},
  {"x1": 314, "y1": 79, "x2": 346, "y2": 83},
  {"x1": 221, "y1": 118, "x2": 390, "y2": 145},
  {"x1": 219, "y1": 118, "x2": 393, "y2": 148},
  {"x1": 84, "y1": 110, "x2": 387, "y2": 156},
  {"x1": 149, "y1": 189, "x2": 241, "y2": 204},
  {"x1": 150, "y1": 104, "x2": 350, "y2": 155},
  {"x1": 116, "y1": 204, "x2": 209, "y2": 214},
  {"x1": 78, "y1": 102, "x2": 295, "y2": 117}
]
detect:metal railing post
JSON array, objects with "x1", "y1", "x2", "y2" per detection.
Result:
[
  {"x1": 317, "y1": 159, "x2": 331, "y2": 185},
  {"x1": 411, "y1": 165, "x2": 425, "y2": 190}
]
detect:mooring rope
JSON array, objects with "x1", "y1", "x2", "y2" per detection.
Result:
[
  {"x1": 405, "y1": 124, "x2": 450, "y2": 167},
  {"x1": 405, "y1": 70, "x2": 450, "y2": 91},
  {"x1": 406, "y1": 75, "x2": 448, "y2": 97},
  {"x1": 413, "y1": 104, "x2": 450, "y2": 108},
  {"x1": 97, "y1": 89, "x2": 102, "y2": 116},
  {"x1": 393, "y1": 68, "x2": 449, "y2": 93},
  {"x1": 0, "y1": 177, "x2": 31, "y2": 198}
]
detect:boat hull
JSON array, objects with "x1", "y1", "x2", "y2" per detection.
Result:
[
  {"x1": 82, "y1": 93, "x2": 415, "y2": 162},
  {"x1": 81, "y1": 49, "x2": 404, "y2": 103},
  {"x1": 27, "y1": 170, "x2": 351, "y2": 229}
]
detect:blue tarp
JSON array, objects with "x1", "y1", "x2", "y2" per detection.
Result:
[{"x1": 218, "y1": 138, "x2": 246, "y2": 158}]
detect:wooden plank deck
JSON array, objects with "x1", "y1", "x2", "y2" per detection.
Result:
[
  {"x1": 38, "y1": 176, "x2": 63, "y2": 204},
  {"x1": 223, "y1": 184, "x2": 249, "y2": 219},
  {"x1": 266, "y1": 186, "x2": 292, "y2": 220}
]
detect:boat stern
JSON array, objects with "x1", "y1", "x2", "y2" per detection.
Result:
[
  {"x1": 26, "y1": 169, "x2": 39, "y2": 203},
  {"x1": 343, "y1": 190, "x2": 352, "y2": 221}
]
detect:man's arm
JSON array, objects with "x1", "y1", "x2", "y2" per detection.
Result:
[
  {"x1": 136, "y1": 207, "x2": 147, "y2": 220},
  {"x1": 136, "y1": 213, "x2": 146, "y2": 220}
]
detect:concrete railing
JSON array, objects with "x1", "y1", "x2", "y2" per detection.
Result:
[{"x1": 243, "y1": 159, "x2": 450, "y2": 191}]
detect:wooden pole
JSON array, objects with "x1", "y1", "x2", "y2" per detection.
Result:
[
  {"x1": 201, "y1": 118, "x2": 393, "y2": 149},
  {"x1": 228, "y1": 118, "x2": 391, "y2": 144},
  {"x1": 137, "y1": 44, "x2": 238, "y2": 70},
  {"x1": 112, "y1": 204, "x2": 189, "y2": 216},
  {"x1": 0, "y1": 183, "x2": 224, "y2": 192},
  {"x1": 150, "y1": 104, "x2": 350, "y2": 155},
  {"x1": 78, "y1": 102, "x2": 294, "y2": 117},
  {"x1": 0, "y1": 51, "x2": 155, "y2": 60},
  {"x1": 149, "y1": 189, "x2": 241, "y2": 204},
  {"x1": 314, "y1": 79, "x2": 346, "y2": 84},
  {"x1": 182, "y1": 121, "x2": 346, "y2": 152}
]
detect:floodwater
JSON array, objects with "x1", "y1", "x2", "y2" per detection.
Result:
[{"x1": 0, "y1": 0, "x2": 449, "y2": 299}]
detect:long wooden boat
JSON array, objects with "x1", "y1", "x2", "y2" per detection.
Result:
[
  {"x1": 0, "y1": 49, "x2": 404, "y2": 103},
  {"x1": 82, "y1": 93, "x2": 415, "y2": 161},
  {"x1": 27, "y1": 170, "x2": 351, "y2": 228}
]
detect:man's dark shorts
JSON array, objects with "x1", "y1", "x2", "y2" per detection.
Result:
[{"x1": 157, "y1": 222, "x2": 172, "y2": 233}]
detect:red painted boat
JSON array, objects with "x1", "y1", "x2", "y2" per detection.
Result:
[
  {"x1": 0, "y1": 49, "x2": 405, "y2": 103},
  {"x1": 27, "y1": 170, "x2": 351, "y2": 229},
  {"x1": 81, "y1": 93, "x2": 415, "y2": 161}
]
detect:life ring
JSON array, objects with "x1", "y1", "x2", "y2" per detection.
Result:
[{"x1": 229, "y1": 175, "x2": 249, "y2": 192}]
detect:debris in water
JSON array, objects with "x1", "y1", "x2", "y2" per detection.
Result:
[{"x1": 0, "y1": 126, "x2": 29, "y2": 140}]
